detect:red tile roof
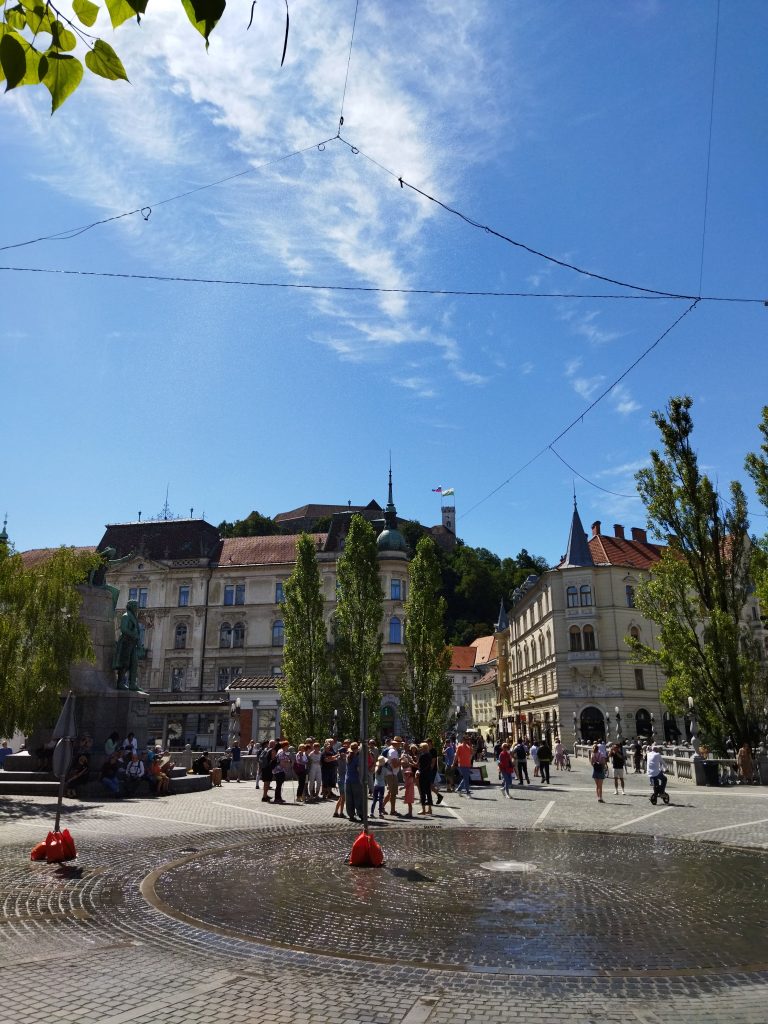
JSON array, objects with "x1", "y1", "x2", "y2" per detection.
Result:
[
  {"x1": 470, "y1": 666, "x2": 497, "y2": 688},
  {"x1": 218, "y1": 534, "x2": 327, "y2": 566},
  {"x1": 470, "y1": 635, "x2": 497, "y2": 665},
  {"x1": 588, "y1": 533, "x2": 664, "y2": 570},
  {"x1": 449, "y1": 646, "x2": 477, "y2": 671},
  {"x1": 227, "y1": 677, "x2": 280, "y2": 690},
  {"x1": 20, "y1": 546, "x2": 98, "y2": 568}
]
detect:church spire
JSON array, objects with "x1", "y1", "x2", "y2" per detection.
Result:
[
  {"x1": 496, "y1": 598, "x2": 509, "y2": 632},
  {"x1": 384, "y1": 455, "x2": 397, "y2": 529},
  {"x1": 562, "y1": 496, "x2": 594, "y2": 567}
]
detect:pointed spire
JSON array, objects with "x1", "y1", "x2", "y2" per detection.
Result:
[
  {"x1": 0, "y1": 513, "x2": 8, "y2": 546},
  {"x1": 496, "y1": 598, "x2": 509, "y2": 632},
  {"x1": 385, "y1": 456, "x2": 397, "y2": 529},
  {"x1": 562, "y1": 496, "x2": 594, "y2": 567}
]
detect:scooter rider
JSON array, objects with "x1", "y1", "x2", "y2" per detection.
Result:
[{"x1": 646, "y1": 743, "x2": 668, "y2": 803}]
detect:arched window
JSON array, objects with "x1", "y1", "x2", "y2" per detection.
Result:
[
  {"x1": 272, "y1": 620, "x2": 284, "y2": 647},
  {"x1": 566, "y1": 585, "x2": 578, "y2": 608},
  {"x1": 530, "y1": 641, "x2": 536, "y2": 665},
  {"x1": 569, "y1": 625, "x2": 582, "y2": 652},
  {"x1": 389, "y1": 616, "x2": 402, "y2": 644},
  {"x1": 219, "y1": 621, "x2": 232, "y2": 648},
  {"x1": 635, "y1": 708, "x2": 652, "y2": 738},
  {"x1": 582, "y1": 624, "x2": 596, "y2": 650},
  {"x1": 174, "y1": 623, "x2": 187, "y2": 650},
  {"x1": 524, "y1": 648, "x2": 530, "y2": 669},
  {"x1": 538, "y1": 635, "x2": 545, "y2": 662},
  {"x1": 580, "y1": 584, "x2": 592, "y2": 607},
  {"x1": 580, "y1": 706, "x2": 605, "y2": 742},
  {"x1": 546, "y1": 630, "x2": 552, "y2": 657},
  {"x1": 232, "y1": 622, "x2": 245, "y2": 648},
  {"x1": 629, "y1": 625, "x2": 640, "y2": 644}
]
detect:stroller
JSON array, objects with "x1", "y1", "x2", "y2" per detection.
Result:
[{"x1": 649, "y1": 771, "x2": 670, "y2": 805}]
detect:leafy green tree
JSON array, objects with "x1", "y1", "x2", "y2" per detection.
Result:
[
  {"x1": 628, "y1": 396, "x2": 766, "y2": 747},
  {"x1": 0, "y1": 541, "x2": 101, "y2": 736},
  {"x1": 218, "y1": 510, "x2": 283, "y2": 538},
  {"x1": 0, "y1": 0, "x2": 288, "y2": 113},
  {"x1": 397, "y1": 537, "x2": 452, "y2": 742},
  {"x1": 331, "y1": 515, "x2": 382, "y2": 736},
  {"x1": 278, "y1": 533, "x2": 332, "y2": 741},
  {"x1": 745, "y1": 405, "x2": 768, "y2": 610}
]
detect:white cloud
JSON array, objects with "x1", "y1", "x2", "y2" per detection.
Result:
[
  {"x1": 392, "y1": 376, "x2": 436, "y2": 399},
  {"x1": 611, "y1": 384, "x2": 641, "y2": 415}
]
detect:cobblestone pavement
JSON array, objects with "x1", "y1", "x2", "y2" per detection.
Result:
[{"x1": 2, "y1": 762, "x2": 768, "y2": 1024}]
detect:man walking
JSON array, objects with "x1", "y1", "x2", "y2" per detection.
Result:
[
  {"x1": 455, "y1": 734, "x2": 473, "y2": 797},
  {"x1": 512, "y1": 738, "x2": 530, "y2": 785},
  {"x1": 537, "y1": 737, "x2": 552, "y2": 784}
]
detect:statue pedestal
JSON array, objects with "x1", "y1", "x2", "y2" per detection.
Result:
[{"x1": 69, "y1": 585, "x2": 151, "y2": 747}]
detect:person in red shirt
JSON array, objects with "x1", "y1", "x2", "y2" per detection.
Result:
[
  {"x1": 498, "y1": 742, "x2": 515, "y2": 798},
  {"x1": 455, "y1": 736, "x2": 474, "y2": 797}
]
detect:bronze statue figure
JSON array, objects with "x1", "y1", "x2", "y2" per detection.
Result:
[{"x1": 113, "y1": 599, "x2": 143, "y2": 690}]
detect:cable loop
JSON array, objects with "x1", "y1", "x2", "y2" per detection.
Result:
[{"x1": 140, "y1": 207, "x2": 152, "y2": 221}]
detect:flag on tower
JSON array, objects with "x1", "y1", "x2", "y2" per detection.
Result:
[
  {"x1": 432, "y1": 486, "x2": 443, "y2": 493},
  {"x1": 442, "y1": 488, "x2": 455, "y2": 497}
]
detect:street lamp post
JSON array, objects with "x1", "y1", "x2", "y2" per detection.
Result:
[
  {"x1": 332, "y1": 708, "x2": 338, "y2": 740},
  {"x1": 604, "y1": 709, "x2": 611, "y2": 742},
  {"x1": 615, "y1": 706, "x2": 623, "y2": 744},
  {"x1": 650, "y1": 712, "x2": 656, "y2": 743},
  {"x1": 572, "y1": 711, "x2": 578, "y2": 750}
]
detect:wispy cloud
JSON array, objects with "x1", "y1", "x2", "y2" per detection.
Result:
[{"x1": 2, "y1": 1, "x2": 512, "y2": 395}]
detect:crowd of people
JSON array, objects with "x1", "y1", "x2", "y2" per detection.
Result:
[{"x1": 60, "y1": 730, "x2": 178, "y2": 800}]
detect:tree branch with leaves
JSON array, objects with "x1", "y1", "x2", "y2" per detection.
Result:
[
  {"x1": 0, "y1": 0, "x2": 288, "y2": 112},
  {"x1": 628, "y1": 396, "x2": 767, "y2": 747}
]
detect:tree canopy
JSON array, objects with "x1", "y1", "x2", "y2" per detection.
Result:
[
  {"x1": 331, "y1": 515, "x2": 382, "y2": 737},
  {"x1": 278, "y1": 532, "x2": 333, "y2": 741},
  {"x1": 398, "y1": 536, "x2": 452, "y2": 742},
  {"x1": 0, "y1": 541, "x2": 101, "y2": 736},
  {"x1": 0, "y1": 0, "x2": 288, "y2": 113},
  {"x1": 628, "y1": 396, "x2": 767, "y2": 748},
  {"x1": 218, "y1": 509, "x2": 283, "y2": 538}
]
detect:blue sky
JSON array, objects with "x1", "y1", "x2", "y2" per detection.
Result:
[{"x1": 1, "y1": 0, "x2": 766, "y2": 564}]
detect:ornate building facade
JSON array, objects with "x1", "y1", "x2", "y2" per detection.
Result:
[{"x1": 99, "y1": 476, "x2": 412, "y2": 747}]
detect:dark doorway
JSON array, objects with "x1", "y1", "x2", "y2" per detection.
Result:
[{"x1": 580, "y1": 706, "x2": 605, "y2": 742}]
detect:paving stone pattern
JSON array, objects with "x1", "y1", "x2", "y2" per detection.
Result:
[{"x1": 1, "y1": 762, "x2": 768, "y2": 1023}]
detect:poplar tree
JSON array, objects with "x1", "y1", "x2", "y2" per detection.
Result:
[
  {"x1": 629, "y1": 396, "x2": 766, "y2": 747},
  {"x1": 331, "y1": 515, "x2": 382, "y2": 736},
  {"x1": 398, "y1": 536, "x2": 452, "y2": 742},
  {"x1": 745, "y1": 405, "x2": 768, "y2": 611},
  {"x1": 278, "y1": 534, "x2": 332, "y2": 740},
  {"x1": 0, "y1": 542, "x2": 101, "y2": 736}
]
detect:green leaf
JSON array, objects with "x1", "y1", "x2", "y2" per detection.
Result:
[
  {"x1": 42, "y1": 52, "x2": 83, "y2": 112},
  {"x1": 24, "y1": 3, "x2": 54, "y2": 34},
  {"x1": 0, "y1": 31, "x2": 27, "y2": 90},
  {"x1": 181, "y1": 0, "x2": 226, "y2": 46},
  {"x1": 21, "y1": 47, "x2": 48, "y2": 84},
  {"x1": 105, "y1": 0, "x2": 147, "y2": 29},
  {"x1": 72, "y1": 0, "x2": 101, "y2": 27},
  {"x1": 85, "y1": 38, "x2": 128, "y2": 81},
  {"x1": 5, "y1": 5, "x2": 27, "y2": 31},
  {"x1": 51, "y1": 20, "x2": 78, "y2": 51}
]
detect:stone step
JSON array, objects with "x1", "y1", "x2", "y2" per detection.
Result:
[
  {"x1": 0, "y1": 780, "x2": 60, "y2": 796},
  {"x1": 171, "y1": 774, "x2": 212, "y2": 794},
  {"x1": 0, "y1": 771, "x2": 56, "y2": 782}
]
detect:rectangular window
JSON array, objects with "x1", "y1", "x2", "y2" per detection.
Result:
[
  {"x1": 271, "y1": 665, "x2": 283, "y2": 677},
  {"x1": 275, "y1": 581, "x2": 284, "y2": 604},
  {"x1": 224, "y1": 584, "x2": 245, "y2": 606},
  {"x1": 129, "y1": 587, "x2": 148, "y2": 608},
  {"x1": 626, "y1": 585, "x2": 635, "y2": 608},
  {"x1": 170, "y1": 667, "x2": 184, "y2": 692},
  {"x1": 391, "y1": 578, "x2": 401, "y2": 600},
  {"x1": 634, "y1": 668, "x2": 645, "y2": 690},
  {"x1": 178, "y1": 585, "x2": 190, "y2": 607}
]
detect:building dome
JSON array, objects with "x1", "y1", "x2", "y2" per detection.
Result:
[{"x1": 377, "y1": 527, "x2": 409, "y2": 555}]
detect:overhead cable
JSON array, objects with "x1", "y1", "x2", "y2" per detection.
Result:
[
  {"x1": 460, "y1": 300, "x2": 700, "y2": 519},
  {"x1": 548, "y1": 447, "x2": 640, "y2": 500},
  {"x1": 0, "y1": 135, "x2": 338, "y2": 254}
]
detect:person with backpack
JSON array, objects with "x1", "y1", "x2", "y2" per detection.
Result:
[{"x1": 512, "y1": 738, "x2": 530, "y2": 785}]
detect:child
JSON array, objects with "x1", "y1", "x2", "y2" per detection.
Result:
[{"x1": 371, "y1": 755, "x2": 387, "y2": 818}]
